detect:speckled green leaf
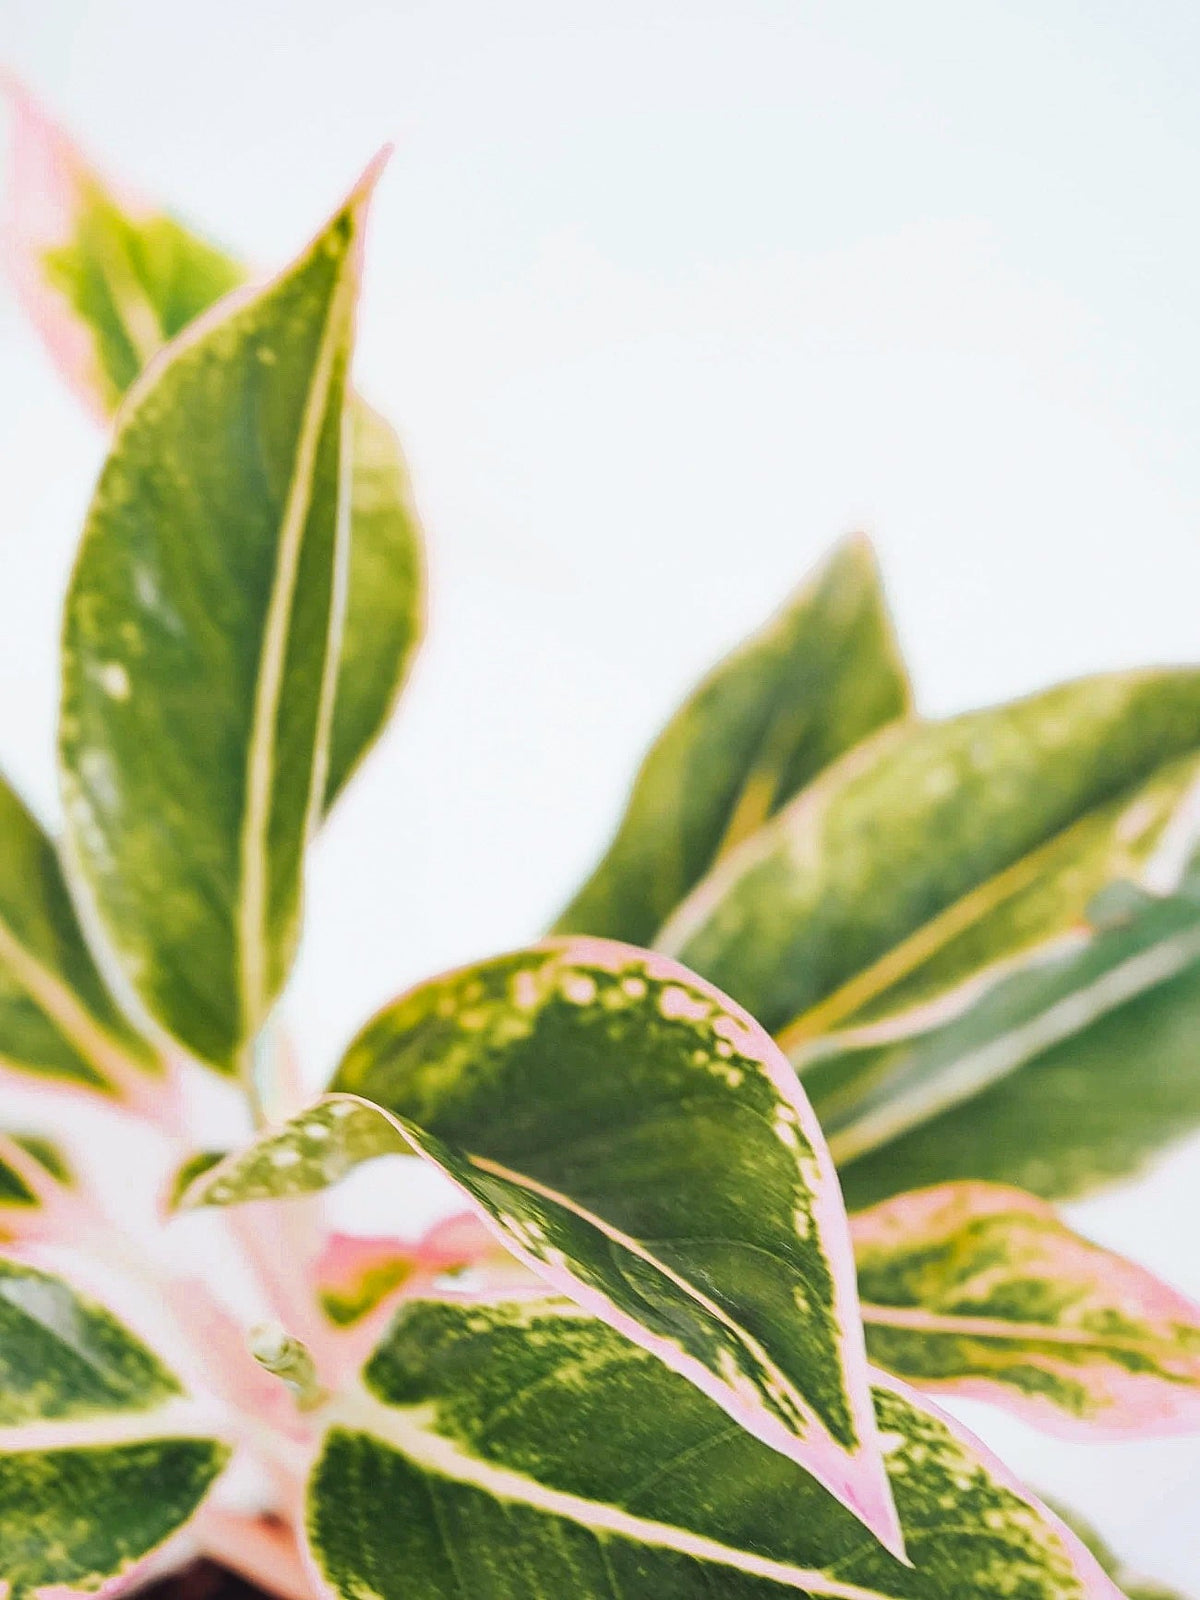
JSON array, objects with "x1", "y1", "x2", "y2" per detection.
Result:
[
  {"x1": 810, "y1": 876, "x2": 1200, "y2": 1180},
  {"x1": 0, "y1": 771, "x2": 156, "y2": 1093},
  {"x1": 59, "y1": 171, "x2": 376, "y2": 1071},
  {"x1": 307, "y1": 1293, "x2": 1120, "y2": 1600},
  {"x1": 0, "y1": 1255, "x2": 228, "y2": 1598},
  {"x1": 4, "y1": 86, "x2": 424, "y2": 814},
  {"x1": 660, "y1": 670, "x2": 1200, "y2": 1051},
  {"x1": 852, "y1": 1182, "x2": 1200, "y2": 1434},
  {"x1": 834, "y1": 886, "x2": 1200, "y2": 1207},
  {"x1": 187, "y1": 939, "x2": 901, "y2": 1550},
  {"x1": 555, "y1": 535, "x2": 910, "y2": 946}
]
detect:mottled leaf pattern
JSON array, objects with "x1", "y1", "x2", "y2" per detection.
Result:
[
  {"x1": 0, "y1": 770, "x2": 156, "y2": 1092},
  {"x1": 852, "y1": 1183, "x2": 1200, "y2": 1434},
  {"x1": 0, "y1": 1256, "x2": 227, "y2": 1598},
  {"x1": 3, "y1": 84, "x2": 424, "y2": 814},
  {"x1": 307, "y1": 1293, "x2": 1120, "y2": 1600},
  {"x1": 59, "y1": 173, "x2": 375, "y2": 1070},
  {"x1": 555, "y1": 535, "x2": 910, "y2": 946},
  {"x1": 659, "y1": 671, "x2": 1200, "y2": 1048},
  {"x1": 189, "y1": 939, "x2": 901, "y2": 1550}
]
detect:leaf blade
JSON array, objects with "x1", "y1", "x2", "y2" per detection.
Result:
[
  {"x1": 659, "y1": 670, "x2": 1200, "y2": 1047},
  {"x1": 0, "y1": 771, "x2": 155, "y2": 1092},
  {"x1": 188, "y1": 939, "x2": 901, "y2": 1549},
  {"x1": 58, "y1": 171, "x2": 375, "y2": 1068},
  {"x1": 306, "y1": 1293, "x2": 1120, "y2": 1600},
  {"x1": 554, "y1": 535, "x2": 910, "y2": 946},
  {"x1": 852, "y1": 1182, "x2": 1200, "y2": 1435},
  {"x1": 0, "y1": 1255, "x2": 227, "y2": 1599},
  {"x1": 4, "y1": 86, "x2": 424, "y2": 815}
]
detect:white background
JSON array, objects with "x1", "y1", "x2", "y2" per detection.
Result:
[{"x1": 2, "y1": 0, "x2": 1200, "y2": 1586}]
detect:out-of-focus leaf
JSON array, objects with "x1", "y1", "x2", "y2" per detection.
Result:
[
  {"x1": 0, "y1": 1256, "x2": 228, "y2": 1598},
  {"x1": 3, "y1": 85, "x2": 424, "y2": 814},
  {"x1": 852, "y1": 1182, "x2": 1200, "y2": 1434},
  {"x1": 0, "y1": 1133, "x2": 73, "y2": 1211},
  {"x1": 59, "y1": 170, "x2": 376, "y2": 1071},
  {"x1": 307, "y1": 1293, "x2": 1121, "y2": 1600},
  {"x1": 315, "y1": 1215, "x2": 512, "y2": 1326},
  {"x1": 187, "y1": 939, "x2": 902, "y2": 1551},
  {"x1": 835, "y1": 900, "x2": 1200, "y2": 1207},
  {"x1": 812, "y1": 877, "x2": 1200, "y2": 1187},
  {"x1": 555, "y1": 535, "x2": 910, "y2": 946},
  {"x1": 659, "y1": 670, "x2": 1200, "y2": 1048},
  {"x1": 0, "y1": 770, "x2": 155, "y2": 1093}
]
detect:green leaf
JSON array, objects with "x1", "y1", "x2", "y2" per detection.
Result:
[
  {"x1": 323, "y1": 398, "x2": 424, "y2": 808},
  {"x1": 59, "y1": 168, "x2": 377, "y2": 1071},
  {"x1": 187, "y1": 939, "x2": 901, "y2": 1550},
  {"x1": 0, "y1": 1133, "x2": 73, "y2": 1210},
  {"x1": 307, "y1": 1293, "x2": 1120, "y2": 1600},
  {"x1": 834, "y1": 890, "x2": 1200, "y2": 1206},
  {"x1": 0, "y1": 1256, "x2": 227, "y2": 1598},
  {"x1": 554, "y1": 535, "x2": 910, "y2": 946},
  {"x1": 0, "y1": 770, "x2": 155, "y2": 1092},
  {"x1": 4, "y1": 85, "x2": 424, "y2": 814},
  {"x1": 852, "y1": 1182, "x2": 1200, "y2": 1434},
  {"x1": 811, "y1": 875, "x2": 1200, "y2": 1184},
  {"x1": 659, "y1": 669, "x2": 1200, "y2": 1046}
]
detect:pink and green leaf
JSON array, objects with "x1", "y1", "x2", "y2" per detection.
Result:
[
  {"x1": 307, "y1": 1291, "x2": 1122, "y2": 1600},
  {"x1": 3, "y1": 85, "x2": 424, "y2": 814},
  {"x1": 184, "y1": 938, "x2": 902, "y2": 1552},
  {"x1": 852, "y1": 1182, "x2": 1200, "y2": 1435},
  {"x1": 0, "y1": 1254, "x2": 228, "y2": 1598}
]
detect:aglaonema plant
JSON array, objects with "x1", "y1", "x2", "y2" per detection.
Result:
[{"x1": 0, "y1": 83, "x2": 1196, "y2": 1600}]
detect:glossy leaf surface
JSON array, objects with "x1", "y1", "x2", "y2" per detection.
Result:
[
  {"x1": 307, "y1": 1293, "x2": 1119, "y2": 1600},
  {"x1": 660, "y1": 670, "x2": 1200, "y2": 1044},
  {"x1": 555, "y1": 535, "x2": 910, "y2": 946},
  {"x1": 4, "y1": 85, "x2": 424, "y2": 814},
  {"x1": 189, "y1": 939, "x2": 899, "y2": 1548},
  {"x1": 0, "y1": 1256, "x2": 227, "y2": 1598},
  {"x1": 0, "y1": 771, "x2": 155, "y2": 1092},
  {"x1": 852, "y1": 1183, "x2": 1200, "y2": 1434},
  {"x1": 60, "y1": 174, "x2": 373, "y2": 1070}
]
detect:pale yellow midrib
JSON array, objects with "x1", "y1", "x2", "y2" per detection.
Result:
[
  {"x1": 325, "y1": 1387, "x2": 900, "y2": 1600},
  {"x1": 860, "y1": 1300, "x2": 1200, "y2": 1362},
  {"x1": 826, "y1": 922, "x2": 1200, "y2": 1167},
  {"x1": 0, "y1": 908, "x2": 146, "y2": 1091},
  {"x1": 236, "y1": 260, "x2": 353, "y2": 1048},
  {"x1": 775, "y1": 796, "x2": 1161, "y2": 1055}
]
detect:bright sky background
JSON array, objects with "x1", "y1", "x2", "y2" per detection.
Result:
[{"x1": 2, "y1": 1, "x2": 1200, "y2": 1584}]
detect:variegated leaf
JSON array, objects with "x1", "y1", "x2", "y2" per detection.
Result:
[
  {"x1": 852, "y1": 1182, "x2": 1200, "y2": 1434},
  {"x1": 59, "y1": 169, "x2": 377, "y2": 1072},
  {"x1": 307, "y1": 1292, "x2": 1120, "y2": 1600},
  {"x1": 554, "y1": 535, "x2": 910, "y2": 946},
  {"x1": 3, "y1": 84, "x2": 424, "y2": 813},
  {"x1": 185, "y1": 939, "x2": 901, "y2": 1551},
  {"x1": 0, "y1": 770, "x2": 156, "y2": 1094},
  {"x1": 832, "y1": 884, "x2": 1200, "y2": 1206},
  {"x1": 316, "y1": 1215, "x2": 515, "y2": 1327},
  {"x1": 0, "y1": 1255, "x2": 228, "y2": 1598},
  {"x1": 0, "y1": 1133, "x2": 72, "y2": 1213},
  {"x1": 658, "y1": 670, "x2": 1200, "y2": 1051}
]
